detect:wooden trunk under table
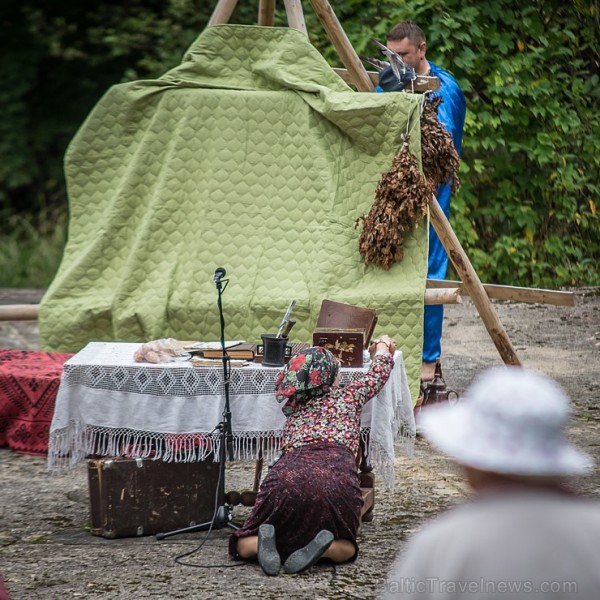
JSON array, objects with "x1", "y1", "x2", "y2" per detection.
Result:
[{"x1": 87, "y1": 457, "x2": 220, "y2": 538}]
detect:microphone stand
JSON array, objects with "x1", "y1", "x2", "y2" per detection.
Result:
[
  {"x1": 216, "y1": 275, "x2": 235, "y2": 465},
  {"x1": 156, "y1": 274, "x2": 239, "y2": 540}
]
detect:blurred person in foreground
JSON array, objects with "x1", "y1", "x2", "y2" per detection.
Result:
[
  {"x1": 0, "y1": 575, "x2": 9, "y2": 600},
  {"x1": 381, "y1": 366, "x2": 599, "y2": 599}
]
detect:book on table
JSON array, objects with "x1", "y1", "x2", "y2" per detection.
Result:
[
  {"x1": 198, "y1": 343, "x2": 256, "y2": 360},
  {"x1": 178, "y1": 341, "x2": 255, "y2": 360},
  {"x1": 179, "y1": 341, "x2": 244, "y2": 352}
]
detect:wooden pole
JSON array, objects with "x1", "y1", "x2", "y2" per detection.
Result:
[
  {"x1": 334, "y1": 67, "x2": 378, "y2": 86},
  {"x1": 0, "y1": 305, "x2": 39, "y2": 321},
  {"x1": 429, "y1": 196, "x2": 521, "y2": 366},
  {"x1": 284, "y1": 0, "x2": 308, "y2": 36},
  {"x1": 427, "y1": 279, "x2": 576, "y2": 307},
  {"x1": 308, "y1": 0, "x2": 374, "y2": 92},
  {"x1": 258, "y1": 0, "x2": 276, "y2": 26},
  {"x1": 208, "y1": 0, "x2": 239, "y2": 26}
]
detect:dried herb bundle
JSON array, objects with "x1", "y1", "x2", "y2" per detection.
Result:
[
  {"x1": 356, "y1": 94, "x2": 462, "y2": 269},
  {"x1": 356, "y1": 137, "x2": 432, "y2": 270},
  {"x1": 420, "y1": 95, "x2": 461, "y2": 193}
]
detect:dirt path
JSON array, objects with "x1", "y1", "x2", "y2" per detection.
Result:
[{"x1": 0, "y1": 289, "x2": 598, "y2": 599}]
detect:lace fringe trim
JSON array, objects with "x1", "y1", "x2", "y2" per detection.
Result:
[{"x1": 48, "y1": 419, "x2": 415, "y2": 490}]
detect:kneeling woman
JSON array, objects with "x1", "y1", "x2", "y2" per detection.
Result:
[{"x1": 229, "y1": 335, "x2": 396, "y2": 575}]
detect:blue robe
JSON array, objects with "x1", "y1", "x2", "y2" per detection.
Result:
[{"x1": 423, "y1": 62, "x2": 466, "y2": 362}]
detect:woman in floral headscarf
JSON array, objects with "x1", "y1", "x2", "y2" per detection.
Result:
[{"x1": 229, "y1": 335, "x2": 397, "y2": 576}]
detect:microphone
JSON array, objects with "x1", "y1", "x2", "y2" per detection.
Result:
[{"x1": 214, "y1": 267, "x2": 226, "y2": 284}]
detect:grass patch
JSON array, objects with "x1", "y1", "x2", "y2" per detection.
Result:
[
  {"x1": 23, "y1": 534, "x2": 49, "y2": 544},
  {"x1": 0, "y1": 208, "x2": 67, "y2": 287}
]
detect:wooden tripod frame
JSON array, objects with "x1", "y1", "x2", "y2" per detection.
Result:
[
  {"x1": 207, "y1": 0, "x2": 526, "y2": 366},
  {"x1": 0, "y1": 1, "x2": 571, "y2": 371}
]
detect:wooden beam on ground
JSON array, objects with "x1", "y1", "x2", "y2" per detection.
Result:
[
  {"x1": 0, "y1": 289, "x2": 461, "y2": 324},
  {"x1": 284, "y1": 0, "x2": 308, "y2": 36},
  {"x1": 424, "y1": 288, "x2": 462, "y2": 305},
  {"x1": 427, "y1": 279, "x2": 576, "y2": 307},
  {"x1": 0, "y1": 305, "x2": 39, "y2": 321},
  {"x1": 308, "y1": 0, "x2": 375, "y2": 92},
  {"x1": 258, "y1": 0, "x2": 276, "y2": 26},
  {"x1": 208, "y1": 0, "x2": 239, "y2": 25},
  {"x1": 429, "y1": 197, "x2": 521, "y2": 367}
]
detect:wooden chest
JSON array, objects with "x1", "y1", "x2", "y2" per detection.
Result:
[
  {"x1": 312, "y1": 299, "x2": 378, "y2": 367},
  {"x1": 87, "y1": 457, "x2": 220, "y2": 538},
  {"x1": 312, "y1": 327, "x2": 365, "y2": 367}
]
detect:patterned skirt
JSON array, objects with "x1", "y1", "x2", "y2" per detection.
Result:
[{"x1": 229, "y1": 441, "x2": 363, "y2": 562}]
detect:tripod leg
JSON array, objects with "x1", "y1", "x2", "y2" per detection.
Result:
[
  {"x1": 155, "y1": 505, "x2": 238, "y2": 540},
  {"x1": 156, "y1": 520, "x2": 216, "y2": 540}
]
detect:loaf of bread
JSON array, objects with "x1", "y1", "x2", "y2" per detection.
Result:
[{"x1": 134, "y1": 338, "x2": 189, "y2": 363}]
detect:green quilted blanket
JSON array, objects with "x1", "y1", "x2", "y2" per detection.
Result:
[{"x1": 40, "y1": 25, "x2": 427, "y2": 402}]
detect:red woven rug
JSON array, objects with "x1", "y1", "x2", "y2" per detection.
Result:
[{"x1": 0, "y1": 349, "x2": 74, "y2": 455}]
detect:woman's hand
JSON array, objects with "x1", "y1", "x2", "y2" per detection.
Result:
[{"x1": 369, "y1": 335, "x2": 396, "y2": 358}]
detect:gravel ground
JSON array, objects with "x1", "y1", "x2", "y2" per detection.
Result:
[{"x1": 1, "y1": 288, "x2": 599, "y2": 599}]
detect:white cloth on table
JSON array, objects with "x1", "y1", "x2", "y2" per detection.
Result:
[{"x1": 49, "y1": 342, "x2": 415, "y2": 488}]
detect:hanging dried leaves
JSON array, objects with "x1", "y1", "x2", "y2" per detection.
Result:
[
  {"x1": 356, "y1": 94, "x2": 461, "y2": 269},
  {"x1": 420, "y1": 95, "x2": 461, "y2": 193},
  {"x1": 356, "y1": 136, "x2": 433, "y2": 270}
]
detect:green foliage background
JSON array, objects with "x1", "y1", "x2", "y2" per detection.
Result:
[{"x1": 1, "y1": 0, "x2": 598, "y2": 287}]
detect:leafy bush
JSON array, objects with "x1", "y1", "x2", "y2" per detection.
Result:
[
  {"x1": 1, "y1": 0, "x2": 598, "y2": 287},
  {"x1": 0, "y1": 207, "x2": 67, "y2": 287},
  {"x1": 309, "y1": 0, "x2": 599, "y2": 287}
]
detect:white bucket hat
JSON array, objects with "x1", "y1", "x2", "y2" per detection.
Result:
[{"x1": 419, "y1": 366, "x2": 593, "y2": 477}]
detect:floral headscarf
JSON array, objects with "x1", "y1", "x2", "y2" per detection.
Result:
[{"x1": 275, "y1": 346, "x2": 339, "y2": 416}]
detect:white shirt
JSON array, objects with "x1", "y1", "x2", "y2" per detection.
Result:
[{"x1": 380, "y1": 489, "x2": 600, "y2": 599}]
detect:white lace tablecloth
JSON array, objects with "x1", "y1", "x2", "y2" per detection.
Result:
[{"x1": 48, "y1": 342, "x2": 415, "y2": 488}]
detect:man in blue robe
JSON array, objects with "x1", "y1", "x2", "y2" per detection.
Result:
[{"x1": 381, "y1": 21, "x2": 467, "y2": 383}]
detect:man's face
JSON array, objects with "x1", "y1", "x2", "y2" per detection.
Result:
[{"x1": 386, "y1": 37, "x2": 426, "y2": 72}]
